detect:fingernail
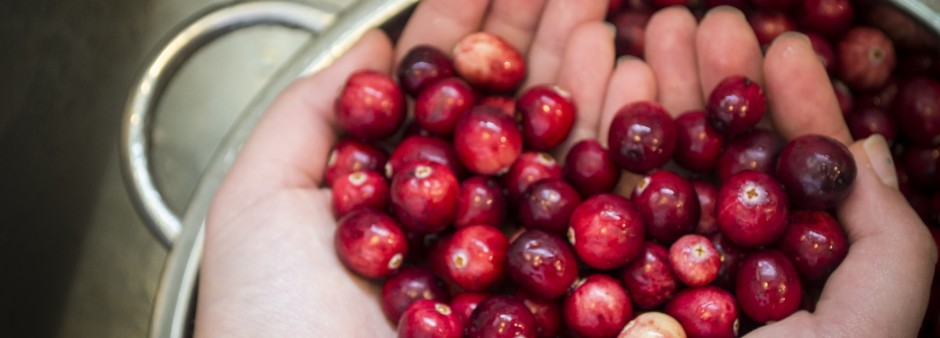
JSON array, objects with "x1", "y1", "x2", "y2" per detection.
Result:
[
  {"x1": 704, "y1": 6, "x2": 746, "y2": 20},
  {"x1": 604, "y1": 22, "x2": 617, "y2": 41},
  {"x1": 779, "y1": 31, "x2": 811, "y2": 47},
  {"x1": 863, "y1": 134, "x2": 899, "y2": 189},
  {"x1": 617, "y1": 55, "x2": 640, "y2": 65}
]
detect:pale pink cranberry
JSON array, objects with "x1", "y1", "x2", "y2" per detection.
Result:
[
  {"x1": 564, "y1": 139, "x2": 621, "y2": 197},
  {"x1": 775, "y1": 134, "x2": 857, "y2": 210},
  {"x1": 386, "y1": 135, "x2": 465, "y2": 179},
  {"x1": 324, "y1": 139, "x2": 387, "y2": 186},
  {"x1": 335, "y1": 70, "x2": 405, "y2": 141},
  {"x1": 777, "y1": 211, "x2": 849, "y2": 281},
  {"x1": 608, "y1": 101, "x2": 677, "y2": 173},
  {"x1": 664, "y1": 286, "x2": 740, "y2": 338},
  {"x1": 847, "y1": 106, "x2": 897, "y2": 142},
  {"x1": 334, "y1": 209, "x2": 407, "y2": 279},
  {"x1": 455, "y1": 176, "x2": 506, "y2": 229},
  {"x1": 747, "y1": 10, "x2": 796, "y2": 48},
  {"x1": 444, "y1": 225, "x2": 509, "y2": 291},
  {"x1": 519, "y1": 179, "x2": 582, "y2": 235},
  {"x1": 693, "y1": 181, "x2": 719, "y2": 235},
  {"x1": 612, "y1": 10, "x2": 652, "y2": 58},
  {"x1": 454, "y1": 105, "x2": 523, "y2": 175},
  {"x1": 467, "y1": 295, "x2": 538, "y2": 338},
  {"x1": 568, "y1": 194, "x2": 646, "y2": 270},
  {"x1": 381, "y1": 267, "x2": 448, "y2": 322},
  {"x1": 450, "y1": 292, "x2": 490, "y2": 326},
  {"x1": 512, "y1": 290, "x2": 563, "y2": 338},
  {"x1": 516, "y1": 85, "x2": 577, "y2": 150},
  {"x1": 620, "y1": 242, "x2": 678, "y2": 310},
  {"x1": 330, "y1": 171, "x2": 388, "y2": 219},
  {"x1": 710, "y1": 232, "x2": 750, "y2": 291},
  {"x1": 397, "y1": 300, "x2": 463, "y2": 338},
  {"x1": 717, "y1": 128, "x2": 785, "y2": 182},
  {"x1": 507, "y1": 230, "x2": 579, "y2": 299},
  {"x1": 717, "y1": 171, "x2": 790, "y2": 247},
  {"x1": 414, "y1": 77, "x2": 477, "y2": 135},
  {"x1": 397, "y1": 44, "x2": 455, "y2": 96},
  {"x1": 669, "y1": 234, "x2": 721, "y2": 287},
  {"x1": 799, "y1": 0, "x2": 854, "y2": 38},
  {"x1": 564, "y1": 275, "x2": 633, "y2": 338},
  {"x1": 479, "y1": 96, "x2": 516, "y2": 117},
  {"x1": 632, "y1": 170, "x2": 700, "y2": 243},
  {"x1": 453, "y1": 32, "x2": 526, "y2": 94},
  {"x1": 895, "y1": 76, "x2": 940, "y2": 146},
  {"x1": 838, "y1": 27, "x2": 896, "y2": 91},
  {"x1": 618, "y1": 312, "x2": 687, "y2": 338},
  {"x1": 805, "y1": 31, "x2": 836, "y2": 74},
  {"x1": 674, "y1": 111, "x2": 724, "y2": 173},
  {"x1": 706, "y1": 75, "x2": 766, "y2": 135},
  {"x1": 735, "y1": 250, "x2": 803, "y2": 323},
  {"x1": 390, "y1": 161, "x2": 459, "y2": 234},
  {"x1": 502, "y1": 152, "x2": 563, "y2": 203}
]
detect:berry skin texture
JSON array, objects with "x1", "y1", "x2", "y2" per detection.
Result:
[
  {"x1": 618, "y1": 312, "x2": 687, "y2": 338},
  {"x1": 717, "y1": 171, "x2": 790, "y2": 247},
  {"x1": 414, "y1": 77, "x2": 477, "y2": 135},
  {"x1": 516, "y1": 85, "x2": 577, "y2": 151},
  {"x1": 324, "y1": 139, "x2": 388, "y2": 186},
  {"x1": 335, "y1": 70, "x2": 406, "y2": 141},
  {"x1": 512, "y1": 290, "x2": 563, "y2": 338},
  {"x1": 386, "y1": 135, "x2": 465, "y2": 179},
  {"x1": 444, "y1": 225, "x2": 509, "y2": 291},
  {"x1": 620, "y1": 242, "x2": 679, "y2": 310},
  {"x1": 775, "y1": 134, "x2": 857, "y2": 210},
  {"x1": 381, "y1": 267, "x2": 448, "y2": 323},
  {"x1": 330, "y1": 171, "x2": 388, "y2": 219},
  {"x1": 449, "y1": 292, "x2": 489, "y2": 326},
  {"x1": 608, "y1": 101, "x2": 677, "y2": 173},
  {"x1": 664, "y1": 286, "x2": 739, "y2": 338},
  {"x1": 632, "y1": 170, "x2": 701, "y2": 243},
  {"x1": 674, "y1": 111, "x2": 724, "y2": 173},
  {"x1": 895, "y1": 76, "x2": 940, "y2": 146},
  {"x1": 506, "y1": 230, "x2": 579, "y2": 299},
  {"x1": 397, "y1": 44, "x2": 456, "y2": 97},
  {"x1": 334, "y1": 209, "x2": 407, "y2": 279},
  {"x1": 455, "y1": 176, "x2": 507, "y2": 229},
  {"x1": 838, "y1": 27, "x2": 896, "y2": 91},
  {"x1": 390, "y1": 161, "x2": 459, "y2": 234},
  {"x1": 706, "y1": 75, "x2": 767, "y2": 135},
  {"x1": 453, "y1": 32, "x2": 526, "y2": 94},
  {"x1": 564, "y1": 274, "x2": 633, "y2": 338},
  {"x1": 669, "y1": 234, "x2": 721, "y2": 287},
  {"x1": 717, "y1": 128, "x2": 786, "y2": 182},
  {"x1": 453, "y1": 105, "x2": 524, "y2": 175},
  {"x1": 518, "y1": 179, "x2": 582, "y2": 236},
  {"x1": 397, "y1": 300, "x2": 463, "y2": 338},
  {"x1": 568, "y1": 194, "x2": 646, "y2": 270},
  {"x1": 776, "y1": 211, "x2": 848, "y2": 281},
  {"x1": 466, "y1": 295, "x2": 538, "y2": 338},
  {"x1": 502, "y1": 152, "x2": 563, "y2": 203},
  {"x1": 563, "y1": 139, "x2": 621, "y2": 197},
  {"x1": 735, "y1": 250, "x2": 803, "y2": 323}
]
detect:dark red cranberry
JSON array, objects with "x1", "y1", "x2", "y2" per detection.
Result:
[
  {"x1": 519, "y1": 179, "x2": 582, "y2": 235},
  {"x1": 706, "y1": 75, "x2": 767, "y2": 135},
  {"x1": 632, "y1": 170, "x2": 700, "y2": 243},
  {"x1": 381, "y1": 267, "x2": 449, "y2": 322},
  {"x1": 650, "y1": 0, "x2": 691, "y2": 8},
  {"x1": 450, "y1": 292, "x2": 489, "y2": 326},
  {"x1": 330, "y1": 171, "x2": 388, "y2": 219},
  {"x1": 776, "y1": 134, "x2": 857, "y2": 210},
  {"x1": 831, "y1": 79, "x2": 854, "y2": 116},
  {"x1": 664, "y1": 286, "x2": 740, "y2": 338},
  {"x1": 564, "y1": 275, "x2": 633, "y2": 338},
  {"x1": 837, "y1": 27, "x2": 896, "y2": 91},
  {"x1": 717, "y1": 128, "x2": 786, "y2": 182},
  {"x1": 444, "y1": 225, "x2": 509, "y2": 291},
  {"x1": 335, "y1": 70, "x2": 405, "y2": 141},
  {"x1": 799, "y1": 0, "x2": 854, "y2": 39},
  {"x1": 512, "y1": 290, "x2": 563, "y2": 338},
  {"x1": 776, "y1": 211, "x2": 848, "y2": 281},
  {"x1": 856, "y1": 77, "x2": 899, "y2": 109},
  {"x1": 895, "y1": 76, "x2": 940, "y2": 146},
  {"x1": 479, "y1": 96, "x2": 516, "y2": 117},
  {"x1": 334, "y1": 209, "x2": 407, "y2": 278},
  {"x1": 563, "y1": 140, "x2": 621, "y2": 197},
  {"x1": 390, "y1": 161, "x2": 459, "y2": 233},
  {"x1": 675, "y1": 111, "x2": 725, "y2": 173},
  {"x1": 387, "y1": 135, "x2": 465, "y2": 179},
  {"x1": 710, "y1": 231, "x2": 750, "y2": 290},
  {"x1": 507, "y1": 230, "x2": 579, "y2": 299},
  {"x1": 847, "y1": 106, "x2": 897, "y2": 141},
  {"x1": 750, "y1": 0, "x2": 798, "y2": 12},
  {"x1": 454, "y1": 105, "x2": 524, "y2": 175},
  {"x1": 717, "y1": 171, "x2": 790, "y2": 247},
  {"x1": 516, "y1": 85, "x2": 577, "y2": 151},
  {"x1": 428, "y1": 234, "x2": 452, "y2": 280},
  {"x1": 747, "y1": 10, "x2": 796, "y2": 48},
  {"x1": 397, "y1": 45, "x2": 456, "y2": 96},
  {"x1": 455, "y1": 176, "x2": 507, "y2": 229},
  {"x1": 620, "y1": 242, "x2": 678, "y2": 310},
  {"x1": 704, "y1": 0, "x2": 747, "y2": 9},
  {"x1": 693, "y1": 181, "x2": 719, "y2": 235},
  {"x1": 414, "y1": 77, "x2": 477, "y2": 135},
  {"x1": 453, "y1": 32, "x2": 526, "y2": 94},
  {"x1": 403, "y1": 120, "x2": 439, "y2": 138},
  {"x1": 612, "y1": 10, "x2": 652, "y2": 58},
  {"x1": 619, "y1": 312, "x2": 687, "y2": 337},
  {"x1": 397, "y1": 300, "x2": 463, "y2": 338},
  {"x1": 503, "y1": 152, "x2": 563, "y2": 203},
  {"x1": 805, "y1": 31, "x2": 836, "y2": 74},
  {"x1": 669, "y1": 234, "x2": 721, "y2": 287},
  {"x1": 736, "y1": 250, "x2": 803, "y2": 323},
  {"x1": 467, "y1": 295, "x2": 538, "y2": 338},
  {"x1": 899, "y1": 145, "x2": 940, "y2": 190},
  {"x1": 324, "y1": 139, "x2": 388, "y2": 186},
  {"x1": 568, "y1": 194, "x2": 646, "y2": 270},
  {"x1": 608, "y1": 101, "x2": 677, "y2": 174}
]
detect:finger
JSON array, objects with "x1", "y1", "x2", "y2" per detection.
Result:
[
  {"x1": 644, "y1": 6, "x2": 702, "y2": 116},
  {"x1": 523, "y1": 0, "x2": 608, "y2": 89},
  {"x1": 394, "y1": 0, "x2": 490, "y2": 61},
  {"x1": 481, "y1": 0, "x2": 549, "y2": 55},
  {"x1": 764, "y1": 33, "x2": 853, "y2": 144},
  {"x1": 696, "y1": 6, "x2": 764, "y2": 97}
]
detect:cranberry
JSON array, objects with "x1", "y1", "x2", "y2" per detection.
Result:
[
  {"x1": 324, "y1": 139, "x2": 387, "y2": 186},
  {"x1": 519, "y1": 179, "x2": 582, "y2": 235},
  {"x1": 831, "y1": 79, "x2": 854, "y2": 116},
  {"x1": 428, "y1": 234, "x2": 453, "y2": 280},
  {"x1": 450, "y1": 292, "x2": 489, "y2": 326},
  {"x1": 335, "y1": 70, "x2": 405, "y2": 141},
  {"x1": 735, "y1": 250, "x2": 803, "y2": 323},
  {"x1": 479, "y1": 96, "x2": 516, "y2": 117},
  {"x1": 414, "y1": 77, "x2": 477, "y2": 135},
  {"x1": 390, "y1": 161, "x2": 459, "y2": 233},
  {"x1": 454, "y1": 105, "x2": 523, "y2": 175},
  {"x1": 632, "y1": 170, "x2": 700, "y2": 243},
  {"x1": 563, "y1": 140, "x2": 621, "y2": 197},
  {"x1": 706, "y1": 75, "x2": 767, "y2": 135},
  {"x1": 564, "y1": 275, "x2": 633, "y2": 338},
  {"x1": 453, "y1": 32, "x2": 526, "y2": 94},
  {"x1": 847, "y1": 106, "x2": 897, "y2": 142},
  {"x1": 776, "y1": 134, "x2": 857, "y2": 210},
  {"x1": 618, "y1": 312, "x2": 687, "y2": 338},
  {"x1": 568, "y1": 194, "x2": 646, "y2": 270},
  {"x1": 837, "y1": 27, "x2": 896, "y2": 91},
  {"x1": 620, "y1": 242, "x2": 678, "y2": 310},
  {"x1": 608, "y1": 101, "x2": 677, "y2": 174},
  {"x1": 669, "y1": 234, "x2": 721, "y2": 287},
  {"x1": 650, "y1": 0, "x2": 691, "y2": 8},
  {"x1": 805, "y1": 31, "x2": 836, "y2": 74},
  {"x1": 334, "y1": 209, "x2": 407, "y2": 278},
  {"x1": 612, "y1": 10, "x2": 652, "y2": 58},
  {"x1": 717, "y1": 171, "x2": 790, "y2": 247},
  {"x1": 799, "y1": 0, "x2": 854, "y2": 38},
  {"x1": 709, "y1": 232, "x2": 750, "y2": 290},
  {"x1": 717, "y1": 128, "x2": 786, "y2": 182},
  {"x1": 704, "y1": 0, "x2": 747, "y2": 9},
  {"x1": 776, "y1": 211, "x2": 848, "y2": 281},
  {"x1": 330, "y1": 171, "x2": 388, "y2": 219},
  {"x1": 502, "y1": 152, "x2": 563, "y2": 203},
  {"x1": 693, "y1": 181, "x2": 719, "y2": 235},
  {"x1": 387, "y1": 135, "x2": 465, "y2": 179},
  {"x1": 397, "y1": 45, "x2": 455, "y2": 96},
  {"x1": 747, "y1": 10, "x2": 796, "y2": 48},
  {"x1": 664, "y1": 286, "x2": 740, "y2": 338},
  {"x1": 856, "y1": 76, "x2": 899, "y2": 109},
  {"x1": 512, "y1": 290, "x2": 563, "y2": 338},
  {"x1": 397, "y1": 300, "x2": 463, "y2": 338},
  {"x1": 507, "y1": 230, "x2": 579, "y2": 299},
  {"x1": 516, "y1": 85, "x2": 577, "y2": 151},
  {"x1": 674, "y1": 111, "x2": 724, "y2": 173},
  {"x1": 750, "y1": 0, "x2": 798, "y2": 12},
  {"x1": 381, "y1": 267, "x2": 449, "y2": 322},
  {"x1": 444, "y1": 225, "x2": 509, "y2": 291},
  {"x1": 899, "y1": 50, "x2": 940, "y2": 78},
  {"x1": 895, "y1": 76, "x2": 940, "y2": 146},
  {"x1": 899, "y1": 145, "x2": 940, "y2": 190},
  {"x1": 455, "y1": 176, "x2": 507, "y2": 229},
  {"x1": 467, "y1": 295, "x2": 538, "y2": 338}
]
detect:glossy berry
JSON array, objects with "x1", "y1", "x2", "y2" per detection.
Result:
[
  {"x1": 334, "y1": 209, "x2": 407, "y2": 279},
  {"x1": 632, "y1": 170, "x2": 700, "y2": 243},
  {"x1": 390, "y1": 161, "x2": 459, "y2": 234},
  {"x1": 674, "y1": 111, "x2": 724, "y2": 173},
  {"x1": 717, "y1": 171, "x2": 790, "y2": 247},
  {"x1": 706, "y1": 75, "x2": 766, "y2": 135},
  {"x1": 618, "y1": 312, "x2": 687, "y2": 338},
  {"x1": 693, "y1": 181, "x2": 720, "y2": 235},
  {"x1": 799, "y1": 0, "x2": 854, "y2": 38},
  {"x1": 450, "y1": 292, "x2": 489, "y2": 326},
  {"x1": 516, "y1": 85, "x2": 577, "y2": 150},
  {"x1": 397, "y1": 45, "x2": 455, "y2": 96},
  {"x1": 608, "y1": 101, "x2": 677, "y2": 173},
  {"x1": 414, "y1": 77, "x2": 477, "y2": 135},
  {"x1": 669, "y1": 234, "x2": 721, "y2": 287},
  {"x1": 664, "y1": 286, "x2": 740, "y2": 338},
  {"x1": 455, "y1": 176, "x2": 506, "y2": 229},
  {"x1": 736, "y1": 250, "x2": 803, "y2": 323},
  {"x1": 453, "y1": 32, "x2": 526, "y2": 94},
  {"x1": 387, "y1": 135, "x2": 465, "y2": 179},
  {"x1": 518, "y1": 179, "x2": 582, "y2": 235},
  {"x1": 718, "y1": 128, "x2": 785, "y2": 182},
  {"x1": 324, "y1": 139, "x2": 388, "y2": 186},
  {"x1": 777, "y1": 211, "x2": 849, "y2": 281},
  {"x1": 454, "y1": 105, "x2": 523, "y2": 175},
  {"x1": 382, "y1": 267, "x2": 448, "y2": 323},
  {"x1": 563, "y1": 139, "x2": 621, "y2": 197},
  {"x1": 335, "y1": 70, "x2": 405, "y2": 141},
  {"x1": 512, "y1": 290, "x2": 563, "y2": 338},
  {"x1": 620, "y1": 242, "x2": 678, "y2": 310},
  {"x1": 710, "y1": 232, "x2": 750, "y2": 291},
  {"x1": 838, "y1": 27, "x2": 896, "y2": 91},
  {"x1": 895, "y1": 76, "x2": 940, "y2": 146},
  {"x1": 502, "y1": 152, "x2": 563, "y2": 203},
  {"x1": 612, "y1": 10, "x2": 652, "y2": 58},
  {"x1": 775, "y1": 134, "x2": 856, "y2": 210},
  {"x1": 331, "y1": 171, "x2": 388, "y2": 219},
  {"x1": 467, "y1": 295, "x2": 538, "y2": 338},
  {"x1": 568, "y1": 194, "x2": 646, "y2": 270},
  {"x1": 444, "y1": 225, "x2": 509, "y2": 291},
  {"x1": 507, "y1": 230, "x2": 579, "y2": 299},
  {"x1": 397, "y1": 300, "x2": 463, "y2": 338},
  {"x1": 564, "y1": 274, "x2": 633, "y2": 338}
]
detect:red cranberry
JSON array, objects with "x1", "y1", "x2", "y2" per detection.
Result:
[
  {"x1": 382, "y1": 267, "x2": 448, "y2": 322},
  {"x1": 735, "y1": 250, "x2": 803, "y2": 323},
  {"x1": 674, "y1": 111, "x2": 724, "y2": 173},
  {"x1": 564, "y1": 275, "x2": 633, "y2": 338},
  {"x1": 390, "y1": 161, "x2": 459, "y2": 233},
  {"x1": 664, "y1": 286, "x2": 740, "y2": 338},
  {"x1": 507, "y1": 230, "x2": 579, "y2": 299},
  {"x1": 899, "y1": 145, "x2": 939, "y2": 190},
  {"x1": 450, "y1": 292, "x2": 489, "y2": 326},
  {"x1": 428, "y1": 234, "x2": 452, "y2": 280},
  {"x1": 717, "y1": 128, "x2": 786, "y2": 182},
  {"x1": 856, "y1": 76, "x2": 899, "y2": 109},
  {"x1": 502, "y1": 152, "x2": 563, "y2": 203},
  {"x1": 717, "y1": 171, "x2": 790, "y2": 247},
  {"x1": 650, "y1": 0, "x2": 691, "y2": 8},
  {"x1": 512, "y1": 290, "x2": 563, "y2": 338},
  {"x1": 709, "y1": 232, "x2": 750, "y2": 290},
  {"x1": 831, "y1": 79, "x2": 854, "y2": 116},
  {"x1": 747, "y1": 10, "x2": 796, "y2": 48},
  {"x1": 805, "y1": 31, "x2": 836, "y2": 74},
  {"x1": 397, "y1": 45, "x2": 455, "y2": 96},
  {"x1": 706, "y1": 75, "x2": 767, "y2": 135},
  {"x1": 704, "y1": 0, "x2": 747, "y2": 9},
  {"x1": 324, "y1": 139, "x2": 388, "y2": 186},
  {"x1": 568, "y1": 194, "x2": 646, "y2": 270},
  {"x1": 455, "y1": 176, "x2": 507, "y2": 229},
  {"x1": 444, "y1": 225, "x2": 509, "y2": 291},
  {"x1": 799, "y1": 0, "x2": 854, "y2": 38},
  {"x1": 519, "y1": 179, "x2": 582, "y2": 235},
  {"x1": 612, "y1": 10, "x2": 652, "y2": 58},
  {"x1": 330, "y1": 171, "x2": 388, "y2": 219},
  {"x1": 453, "y1": 32, "x2": 526, "y2": 94},
  {"x1": 632, "y1": 170, "x2": 700, "y2": 243},
  {"x1": 403, "y1": 120, "x2": 439, "y2": 138},
  {"x1": 750, "y1": 0, "x2": 798, "y2": 12},
  {"x1": 895, "y1": 76, "x2": 940, "y2": 146},
  {"x1": 608, "y1": 101, "x2": 677, "y2": 174},
  {"x1": 334, "y1": 209, "x2": 407, "y2": 278},
  {"x1": 516, "y1": 85, "x2": 577, "y2": 150},
  {"x1": 479, "y1": 96, "x2": 516, "y2": 117},
  {"x1": 669, "y1": 234, "x2": 721, "y2": 287},
  {"x1": 387, "y1": 135, "x2": 465, "y2": 179},
  {"x1": 847, "y1": 106, "x2": 897, "y2": 142},
  {"x1": 454, "y1": 105, "x2": 523, "y2": 175},
  {"x1": 693, "y1": 181, "x2": 719, "y2": 235},
  {"x1": 776, "y1": 211, "x2": 848, "y2": 281},
  {"x1": 335, "y1": 70, "x2": 405, "y2": 141},
  {"x1": 563, "y1": 140, "x2": 621, "y2": 197},
  {"x1": 467, "y1": 295, "x2": 538, "y2": 338},
  {"x1": 414, "y1": 77, "x2": 477, "y2": 135},
  {"x1": 620, "y1": 242, "x2": 678, "y2": 310},
  {"x1": 775, "y1": 134, "x2": 857, "y2": 210},
  {"x1": 619, "y1": 312, "x2": 687, "y2": 338},
  {"x1": 397, "y1": 300, "x2": 463, "y2": 338},
  {"x1": 838, "y1": 27, "x2": 896, "y2": 91}
]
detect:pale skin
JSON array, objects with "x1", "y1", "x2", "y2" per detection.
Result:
[{"x1": 195, "y1": 1, "x2": 937, "y2": 337}]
